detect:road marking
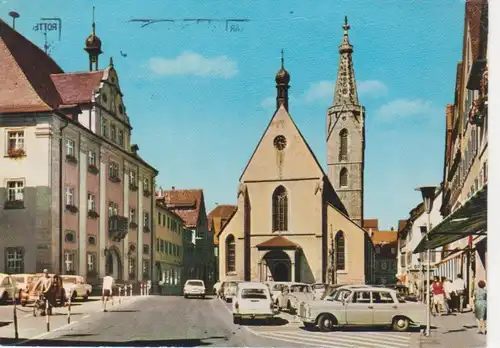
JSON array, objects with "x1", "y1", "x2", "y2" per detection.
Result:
[
  {"x1": 14, "y1": 321, "x2": 78, "y2": 346},
  {"x1": 258, "y1": 332, "x2": 347, "y2": 348}
]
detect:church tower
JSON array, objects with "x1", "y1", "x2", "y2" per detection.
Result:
[
  {"x1": 84, "y1": 6, "x2": 103, "y2": 71},
  {"x1": 326, "y1": 17, "x2": 365, "y2": 226}
]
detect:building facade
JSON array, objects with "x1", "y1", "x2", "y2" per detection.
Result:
[
  {"x1": 154, "y1": 197, "x2": 184, "y2": 295},
  {"x1": 370, "y1": 229, "x2": 398, "y2": 285},
  {"x1": 218, "y1": 19, "x2": 374, "y2": 286},
  {"x1": 182, "y1": 227, "x2": 196, "y2": 285},
  {"x1": 208, "y1": 204, "x2": 237, "y2": 282},
  {"x1": 0, "y1": 19, "x2": 157, "y2": 284}
]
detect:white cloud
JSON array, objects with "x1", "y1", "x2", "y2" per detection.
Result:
[
  {"x1": 302, "y1": 79, "x2": 388, "y2": 103},
  {"x1": 148, "y1": 51, "x2": 238, "y2": 78},
  {"x1": 375, "y1": 98, "x2": 439, "y2": 121}
]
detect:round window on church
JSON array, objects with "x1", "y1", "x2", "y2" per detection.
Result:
[{"x1": 273, "y1": 135, "x2": 287, "y2": 151}]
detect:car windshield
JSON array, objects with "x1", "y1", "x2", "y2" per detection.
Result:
[
  {"x1": 62, "y1": 277, "x2": 77, "y2": 284},
  {"x1": 241, "y1": 288, "x2": 268, "y2": 299},
  {"x1": 332, "y1": 289, "x2": 352, "y2": 302},
  {"x1": 187, "y1": 281, "x2": 203, "y2": 287}
]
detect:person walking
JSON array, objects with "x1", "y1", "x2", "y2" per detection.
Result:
[
  {"x1": 32, "y1": 269, "x2": 55, "y2": 314},
  {"x1": 454, "y1": 274, "x2": 466, "y2": 313},
  {"x1": 431, "y1": 276, "x2": 445, "y2": 316},
  {"x1": 442, "y1": 276, "x2": 453, "y2": 314},
  {"x1": 473, "y1": 280, "x2": 487, "y2": 334},
  {"x1": 101, "y1": 272, "x2": 115, "y2": 312}
]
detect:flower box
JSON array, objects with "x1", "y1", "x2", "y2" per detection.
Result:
[
  {"x1": 4, "y1": 200, "x2": 25, "y2": 209},
  {"x1": 7, "y1": 148, "x2": 26, "y2": 158},
  {"x1": 129, "y1": 183, "x2": 138, "y2": 191},
  {"x1": 88, "y1": 210, "x2": 100, "y2": 219},
  {"x1": 109, "y1": 176, "x2": 121, "y2": 183},
  {"x1": 66, "y1": 154, "x2": 78, "y2": 164},
  {"x1": 88, "y1": 165, "x2": 99, "y2": 175},
  {"x1": 65, "y1": 204, "x2": 78, "y2": 213},
  {"x1": 129, "y1": 222, "x2": 138, "y2": 229}
]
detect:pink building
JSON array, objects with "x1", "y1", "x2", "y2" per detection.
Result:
[{"x1": 0, "y1": 18, "x2": 157, "y2": 284}]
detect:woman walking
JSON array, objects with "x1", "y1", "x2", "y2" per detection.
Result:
[{"x1": 473, "y1": 280, "x2": 487, "y2": 334}]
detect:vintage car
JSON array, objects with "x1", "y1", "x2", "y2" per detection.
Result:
[
  {"x1": 11, "y1": 274, "x2": 37, "y2": 306},
  {"x1": 233, "y1": 282, "x2": 275, "y2": 324},
  {"x1": 298, "y1": 286, "x2": 426, "y2": 332},
  {"x1": 221, "y1": 280, "x2": 242, "y2": 302},
  {"x1": 312, "y1": 283, "x2": 327, "y2": 298},
  {"x1": 60, "y1": 275, "x2": 92, "y2": 301},
  {"x1": 0, "y1": 273, "x2": 18, "y2": 305},
  {"x1": 276, "y1": 283, "x2": 315, "y2": 313},
  {"x1": 183, "y1": 279, "x2": 206, "y2": 298},
  {"x1": 265, "y1": 282, "x2": 289, "y2": 302}
]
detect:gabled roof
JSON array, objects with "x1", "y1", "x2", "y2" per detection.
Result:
[
  {"x1": 371, "y1": 230, "x2": 398, "y2": 245},
  {"x1": 256, "y1": 235, "x2": 298, "y2": 250},
  {"x1": 363, "y1": 219, "x2": 379, "y2": 230},
  {"x1": 397, "y1": 220, "x2": 408, "y2": 232},
  {"x1": 0, "y1": 19, "x2": 63, "y2": 113},
  {"x1": 208, "y1": 205, "x2": 237, "y2": 234},
  {"x1": 162, "y1": 189, "x2": 204, "y2": 228},
  {"x1": 51, "y1": 71, "x2": 105, "y2": 106}
]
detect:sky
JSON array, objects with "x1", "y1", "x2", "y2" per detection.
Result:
[{"x1": 1, "y1": 0, "x2": 466, "y2": 229}]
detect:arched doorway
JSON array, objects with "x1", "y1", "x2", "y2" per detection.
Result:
[
  {"x1": 105, "y1": 246, "x2": 123, "y2": 280},
  {"x1": 262, "y1": 250, "x2": 291, "y2": 282}
]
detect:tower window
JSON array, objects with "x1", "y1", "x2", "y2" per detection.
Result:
[
  {"x1": 335, "y1": 231, "x2": 345, "y2": 271},
  {"x1": 339, "y1": 129, "x2": 348, "y2": 161},
  {"x1": 272, "y1": 185, "x2": 288, "y2": 232},
  {"x1": 340, "y1": 168, "x2": 348, "y2": 187}
]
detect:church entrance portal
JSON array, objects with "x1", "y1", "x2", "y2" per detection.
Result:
[{"x1": 261, "y1": 250, "x2": 291, "y2": 282}]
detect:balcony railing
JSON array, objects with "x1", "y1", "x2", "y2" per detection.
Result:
[{"x1": 109, "y1": 215, "x2": 129, "y2": 241}]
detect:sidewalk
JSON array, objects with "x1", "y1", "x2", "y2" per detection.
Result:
[{"x1": 418, "y1": 310, "x2": 487, "y2": 348}]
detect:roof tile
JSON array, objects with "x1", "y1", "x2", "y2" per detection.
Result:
[
  {"x1": 51, "y1": 71, "x2": 104, "y2": 105},
  {"x1": 363, "y1": 219, "x2": 379, "y2": 230},
  {"x1": 162, "y1": 189, "x2": 204, "y2": 228}
]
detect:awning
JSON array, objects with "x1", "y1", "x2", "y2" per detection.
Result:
[
  {"x1": 414, "y1": 185, "x2": 487, "y2": 253},
  {"x1": 436, "y1": 249, "x2": 465, "y2": 266}
]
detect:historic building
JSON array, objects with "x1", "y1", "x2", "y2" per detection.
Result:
[
  {"x1": 218, "y1": 19, "x2": 374, "y2": 285},
  {"x1": 370, "y1": 228, "x2": 398, "y2": 285},
  {"x1": 208, "y1": 204, "x2": 237, "y2": 283},
  {"x1": 154, "y1": 194, "x2": 185, "y2": 295},
  {"x1": 0, "y1": 18, "x2": 157, "y2": 283},
  {"x1": 414, "y1": 0, "x2": 488, "y2": 306},
  {"x1": 160, "y1": 188, "x2": 215, "y2": 289}
]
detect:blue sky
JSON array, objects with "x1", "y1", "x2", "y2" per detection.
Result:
[{"x1": 1, "y1": 0, "x2": 465, "y2": 229}]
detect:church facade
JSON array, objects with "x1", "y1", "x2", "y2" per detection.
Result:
[{"x1": 218, "y1": 18, "x2": 375, "y2": 285}]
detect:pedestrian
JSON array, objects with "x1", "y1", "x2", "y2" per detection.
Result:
[
  {"x1": 453, "y1": 273, "x2": 466, "y2": 313},
  {"x1": 473, "y1": 280, "x2": 487, "y2": 334},
  {"x1": 442, "y1": 276, "x2": 453, "y2": 314},
  {"x1": 102, "y1": 272, "x2": 115, "y2": 312},
  {"x1": 431, "y1": 276, "x2": 445, "y2": 316},
  {"x1": 32, "y1": 269, "x2": 55, "y2": 314}
]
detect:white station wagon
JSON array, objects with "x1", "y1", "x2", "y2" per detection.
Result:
[
  {"x1": 233, "y1": 282, "x2": 275, "y2": 324},
  {"x1": 298, "y1": 286, "x2": 426, "y2": 332}
]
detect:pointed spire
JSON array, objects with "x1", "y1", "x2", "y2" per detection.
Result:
[
  {"x1": 332, "y1": 16, "x2": 359, "y2": 106},
  {"x1": 92, "y1": 6, "x2": 96, "y2": 36},
  {"x1": 275, "y1": 49, "x2": 290, "y2": 111},
  {"x1": 109, "y1": 56, "x2": 114, "y2": 67},
  {"x1": 84, "y1": 5, "x2": 103, "y2": 71}
]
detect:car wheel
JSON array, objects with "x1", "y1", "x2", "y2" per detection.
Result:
[
  {"x1": 83, "y1": 292, "x2": 89, "y2": 301},
  {"x1": 318, "y1": 314, "x2": 336, "y2": 332},
  {"x1": 184, "y1": 295, "x2": 188, "y2": 299},
  {"x1": 303, "y1": 322, "x2": 315, "y2": 329},
  {"x1": 392, "y1": 317, "x2": 410, "y2": 332},
  {"x1": 71, "y1": 291, "x2": 77, "y2": 302}
]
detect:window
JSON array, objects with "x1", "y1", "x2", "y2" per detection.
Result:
[
  {"x1": 420, "y1": 226, "x2": 427, "y2": 234},
  {"x1": 101, "y1": 118, "x2": 108, "y2": 137},
  {"x1": 118, "y1": 130, "x2": 124, "y2": 146},
  {"x1": 158, "y1": 212, "x2": 161, "y2": 225},
  {"x1": 381, "y1": 261, "x2": 387, "y2": 270},
  {"x1": 401, "y1": 252, "x2": 406, "y2": 268},
  {"x1": 108, "y1": 202, "x2": 118, "y2": 216},
  {"x1": 87, "y1": 252, "x2": 96, "y2": 272},
  {"x1": 352, "y1": 291, "x2": 371, "y2": 303},
  {"x1": 6, "y1": 247, "x2": 24, "y2": 273},
  {"x1": 143, "y1": 211, "x2": 150, "y2": 228},
  {"x1": 143, "y1": 245, "x2": 150, "y2": 254},
  {"x1": 8, "y1": 130, "x2": 24, "y2": 152},
  {"x1": 65, "y1": 231, "x2": 75, "y2": 243},
  {"x1": 391, "y1": 247, "x2": 396, "y2": 255},
  {"x1": 128, "y1": 258, "x2": 136, "y2": 278},
  {"x1": 64, "y1": 251, "x2": 76, "y2": 274},
  {"x1": 111, "y1": 124, "x2": 117, "y2": 142},
  {"x1": 339, "y1": 129, "x2": 348, "y2": 161},
  {"x1": 143, "y1": 260, "x2": 149, "y2": 277},
  {"x1": 65, "y1": 138, "x2": 75, "y2": 156},
  {"x1": 88, "y1": 150, "x2": 96, "y2": 167},
  {"x1": 88, "y1": 193, "x2": 96, "y2": 212},
  {"x1": 375, "y1": 246, "x2": 380, "y2": 254},
  {"x1": 129, "y1": 171, "x2": 136, "y2": 186},
  {"x1": 272, "y1": 185, "x2": 288, "y2": 232},
  {"x1": 340, "y1": 168, "x2": 348, "y2": 187},
  {"x1": 226, "y1": 234, "x2": 236, "y2": 273},
  {"x1": 88, "y1": 236, "x2": 96, "y2": 245},
  {"x1": 160, "y1": 240, "x2": 165, "y2": 253},
  {"x1": 335, "y1": 231, "x2": 345, "y2": 271},
  {"x1": 143, "y1": 178, "x2": 149, "y2": 192},
  {"x1": 372, "y1": 291, "x2": 394, "y2": 304},
  {"x1": 156, "y1": 239, "x2": 160, "y2": 252},
  {"x1": 65, "y1": 187, "x2": 75, "y2": 206},
  {"x1": 7, "y1": 180, "x2": 24, "y2": 202},
  {"x1": 129, "y1": 208, "x2": 136, "y2": 223},
  {"x1": 169, "y1": 242, "x2": 173, "y2": 255},
  {"x1": 109, "y1": 162, "x2": 119, "y2": 179},
  {"x1": 162, "y1": 214, "x2": 166, "y2": 227}
]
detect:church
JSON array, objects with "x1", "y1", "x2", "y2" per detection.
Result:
[{"x1": 218, "y1": 18, "x2": 375, "y2": 285}]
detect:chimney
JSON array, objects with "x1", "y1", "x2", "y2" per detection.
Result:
[
  {"x1": 131, "y1": 144, "x2": 139, "y2": 155},
  {"x1": 172, "y1": 186, "x2": 175, "y2": 190}
]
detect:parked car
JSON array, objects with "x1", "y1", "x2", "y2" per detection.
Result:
[
  {"x1": 11, "y1": 274, "x2": 36, "y2": 306},
  {"x1": 276, "y1": 283, "x2": 314, "y2": 312},
  {"x1": 232, "y1": 282, "x2": 275, "y2": 324},
  {"x1": 298, "y1": 286, "x2": 426, "y2": 332},
  {"x1": 222, "y1": 281, "x2": 242, "y2": 303},
  {"x1": 183, "y1": 279, "x2": 206, "y2": 298},
  {"x1": 385, "y1": 284, "x2": 419, "y2": 302},
  {"x1": 213, "y1": 281, "x2": 221, "y2": 296},
  {"x1": 265, "y1": 282, "x2": 289, "y2": 302},
  {"x1": 61, "y1": 275, "x2": 92, "y2": 301},
  {"x1": 0, "y1": 273, "x2": 18, "y2": 305},
  {"x1": 312, "y1": 283, "x2": 326, "y2": 298}
]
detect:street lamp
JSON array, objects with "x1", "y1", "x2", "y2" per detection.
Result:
[{"x1": 415, "y1": 185, "x2": 439, "y2": 337}]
